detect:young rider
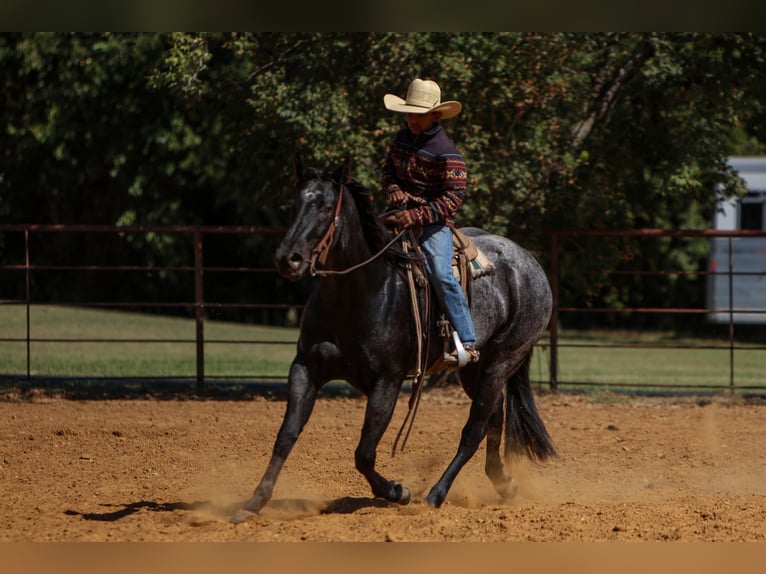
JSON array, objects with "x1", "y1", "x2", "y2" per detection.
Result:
[{"x1": 381, "y1": 78, "x2": 479, "y2": 364}]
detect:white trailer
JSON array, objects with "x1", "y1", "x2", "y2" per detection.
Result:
[{"x1": 707, "y1": 156, "x2": 766, "y2": 324}]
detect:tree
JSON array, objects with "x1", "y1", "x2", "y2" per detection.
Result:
[{"x1": 2, "y1": 33, "x2": 766, "y2": 327}]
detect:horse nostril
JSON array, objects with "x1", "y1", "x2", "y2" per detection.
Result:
[{"x1": 288, "y1": 252, "x2": 303, "y2": 269}]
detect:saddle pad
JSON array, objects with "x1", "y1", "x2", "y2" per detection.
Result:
[
  {"x1": 465, "y1": 248, "x2": 494, "y2": 279},
  {"x1": 452, "y1": 229, "x2": 494, "y2": 280}
]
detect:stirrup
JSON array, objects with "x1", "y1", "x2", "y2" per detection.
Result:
[
  {"x1": 445, "y1": 345, "x2": 480, "y2": 364},
  {"x1": 443, "y1": 332, "x2": 479, "y2": 367}
]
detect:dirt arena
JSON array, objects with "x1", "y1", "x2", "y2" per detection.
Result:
[{"x1": 2, "y1": 385, "x2": 766, "y2": 542}]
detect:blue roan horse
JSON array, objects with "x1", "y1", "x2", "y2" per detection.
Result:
[{"x1": 231, "y1": 158, "x2": 555, "y2": 523}]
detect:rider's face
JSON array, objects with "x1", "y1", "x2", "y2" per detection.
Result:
[{"x1": 406, "y1": 111, "x2": 441, "y2": 135}]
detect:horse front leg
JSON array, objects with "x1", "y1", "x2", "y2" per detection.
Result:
[
  {"x1": 355, "y1": 380, "x2": 411, "y2": 505},
  {"x1": 231, "y1": 359, "x2": 318, "y2": 524}
]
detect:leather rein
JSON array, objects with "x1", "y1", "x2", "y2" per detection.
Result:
[{"x1": 309, "y1": 182, "x2": 405, "y2": 277}]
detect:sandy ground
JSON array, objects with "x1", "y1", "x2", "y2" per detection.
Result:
[{"x1": 2, "y1": 385, "x2": 766, "y2": 542}]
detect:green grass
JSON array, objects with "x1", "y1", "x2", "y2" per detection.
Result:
[
  {"x1": 534, "y1": 329, "x2": 765, "y2": 392},
  {"x1": 0, "y1": 303, "x2": 297, "y2": 379},
  {"x1": 1, "y1": 303, "x2": 764, "y2": 393}
]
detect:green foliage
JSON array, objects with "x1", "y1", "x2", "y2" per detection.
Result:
[{"x1": 2, "y1": 32, "x2": 766, "y2": 327}]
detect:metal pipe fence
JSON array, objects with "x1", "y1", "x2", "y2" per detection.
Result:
[
  {"x1": 1, "y1": 224, "x2": 764, "y2": 393},
  {"x1": 545, "y1": 228, "x2": 766, "y2": 393}
]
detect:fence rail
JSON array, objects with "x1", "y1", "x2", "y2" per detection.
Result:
[{"x1": 1, "y1": 224, "x2": 764, "y2": 393}]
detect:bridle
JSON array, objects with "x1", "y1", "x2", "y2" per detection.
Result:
[
  {"x1": 308, "y1": 181, "x2": 406, "y2": 277},
  {"x1": 308, "y1": 180, "x2": 346, "y2": 275}
]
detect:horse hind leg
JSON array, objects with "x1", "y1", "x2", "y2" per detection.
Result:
[
  {"x1": 426, "y1": 350, "x2": 549, "y2": 508},
  {"x1": 484, "y1": 394, "x2": 516, "y2": 499},
  {"x1": 425, "y1": 376, "x2": 505, "y2": 508},
  {"x1": 485, "y1": 352, "x2": 554, "y2": 501}
]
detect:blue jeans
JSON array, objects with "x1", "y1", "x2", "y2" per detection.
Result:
[{"x1": 419, "y1": 224, "x2": 477, "y2": 346}]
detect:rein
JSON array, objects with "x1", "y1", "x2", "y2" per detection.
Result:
[
  {"x1": 309, "y1": 183, "x2": 407, "y2": 277},
  {"x1": 391, "y1": 231, "x2": 430, "y2": 456}
]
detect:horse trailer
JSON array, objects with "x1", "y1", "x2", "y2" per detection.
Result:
[{"x1": 707, "y1": 156, "x2": 766, "y2": 325}]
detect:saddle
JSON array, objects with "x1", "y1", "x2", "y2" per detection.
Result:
[
  {"x1": 409, "y1": 228, "x2": 495, "y2": 299},
  {"x1": 402, "y1": 228, "x2": 494, "y2": 374},
  {"x1": 450, "y1": 228, "x2": 495, "y2": 294}
]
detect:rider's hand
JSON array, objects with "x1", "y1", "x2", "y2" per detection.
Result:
[
  {"x1": 383, "y1": 210, "x2": 415, "y2": 229},
  {"x1": 387, "y1": 190, "x2": 408, "y2": 207}
]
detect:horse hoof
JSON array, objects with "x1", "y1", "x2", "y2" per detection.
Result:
[
  {"x1": 498, "y1": 480, "x2": 519, "y2": 500},
  {"x1": 492, "y1": 476, "x2": 517, "y2": 499},
  {"x1": 425, "y1": 491, "x2": 444, "y2": 508},
  {"x1": 397, "y1": 485, "x2": 411, "y2": 505},
  {"x1": 230, "y1": 508, "x2": 258, "y2": 525}
]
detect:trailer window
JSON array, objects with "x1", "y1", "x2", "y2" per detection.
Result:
[{"x1": 740, "y1": 193, "x2": 764, "y2": 230}]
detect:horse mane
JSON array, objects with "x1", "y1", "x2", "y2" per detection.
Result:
[
  {"x1": 344, "y1": 178, "x2": 424, "y2": 267},
  {"x1": 344, "y1": 178, "x2": 389, "y2": 254},
  {"x1": 308, "y1": 161, "x2": 415, "y2": 264}
]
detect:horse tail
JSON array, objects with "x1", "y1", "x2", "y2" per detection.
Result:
[{"x1": 504, "y1": 351, "x2": 557, "y2": 462}]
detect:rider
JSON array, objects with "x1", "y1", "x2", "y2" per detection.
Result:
[{"x1": 381, "y1": 78, "x2": 479, "y2": 364}]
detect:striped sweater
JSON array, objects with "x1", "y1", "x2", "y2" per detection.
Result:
[{"x1": 382, "y1": 123, "x2": 467, "y2": 227}]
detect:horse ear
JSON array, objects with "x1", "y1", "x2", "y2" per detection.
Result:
[
  {"x1": 293, "y1": 153, "x2": 304, "y2": 183},
  {"x1": 332, "y1": 156, "x2": 352, "y2": 184}
]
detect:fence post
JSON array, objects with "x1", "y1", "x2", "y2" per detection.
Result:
[
  {"x1": 549, "y1": 232, "x2": 559, "y2": 391},
  {"x1": 24, "y1": 229, "x2": 31, "y2": 382},
  {"x1": 194, "y1": 231, "x2": 205, "y2": 390},
  {"x1": 727, "y1": 235, "x2": 734, "y2": 394}
]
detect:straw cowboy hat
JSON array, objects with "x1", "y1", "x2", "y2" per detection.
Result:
[{"x1": 383, "y1": 78, "x2": 462, "y2": 119}]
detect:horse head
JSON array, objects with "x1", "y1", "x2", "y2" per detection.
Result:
[{"x1": 274, "y1": 155, "x2": 351, "y2": 281}]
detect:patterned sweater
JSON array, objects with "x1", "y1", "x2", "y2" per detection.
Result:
[{"x1": 382, "y1": 123, "x2": 467, "y2": 227}]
